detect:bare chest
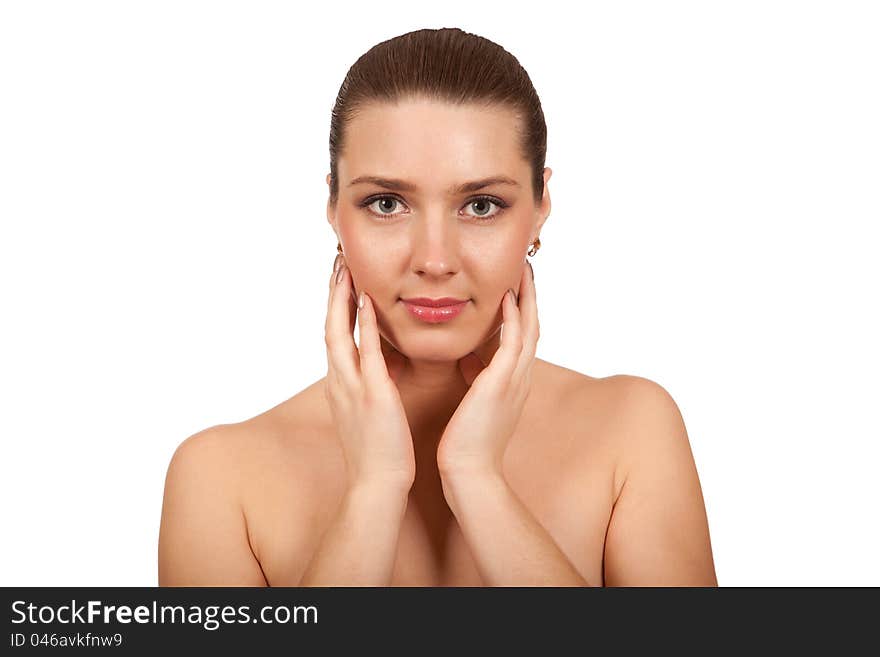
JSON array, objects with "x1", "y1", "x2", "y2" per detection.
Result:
[
  {"x1": 243, "y1": 395, "x2": 619, "y2": 587},
  {"x1": 388, "y1": 458, "x2": 616, "y2": 586}
]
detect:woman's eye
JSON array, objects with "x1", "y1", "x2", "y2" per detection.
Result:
[
  {"x1": 463, "y1": 198, "x2": 503, "y2": 219},
  {"x1": 367, "y1": 197, "x2": 405, "y2": 215}
]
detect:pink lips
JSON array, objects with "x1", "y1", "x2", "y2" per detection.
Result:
[{"x1": 401, "y1": 297, "x2": 469, "y2": 323}]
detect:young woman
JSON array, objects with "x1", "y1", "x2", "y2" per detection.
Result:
[{"x1": 159, "y1": 27, "x2": 717, "y2": 587}]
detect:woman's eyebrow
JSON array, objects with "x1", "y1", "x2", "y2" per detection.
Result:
[{"x1": 348, "y1": 175, "x2": 520, "y2": 194}]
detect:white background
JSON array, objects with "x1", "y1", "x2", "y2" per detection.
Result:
[{"x1": 1, "y1": 1, "x2": 877, "y2": 586}]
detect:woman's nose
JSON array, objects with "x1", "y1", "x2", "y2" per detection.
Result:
[{"x1": 409, "y1": 219, "x2": 460, "y2": 276}]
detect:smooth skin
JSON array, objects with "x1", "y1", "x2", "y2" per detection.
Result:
[{"x1": 158, "y1": 97, "x2": 717, "y2": 586}]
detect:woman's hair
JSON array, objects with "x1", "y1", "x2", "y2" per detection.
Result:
[{"x1": 328, "y1": 27, "x2": 547, "y2": 208}]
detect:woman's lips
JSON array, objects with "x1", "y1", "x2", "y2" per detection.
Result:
[{"x1": 401, "y1": 299, "x2": 469, "y2": 323}]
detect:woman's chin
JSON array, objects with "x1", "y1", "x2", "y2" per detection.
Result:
[
  {"x1": 387, "y1": 334, "x2": 482, "y2": 363},
  {"x1": 378, "y1": 315, "x2": 499, "y2": 362}
]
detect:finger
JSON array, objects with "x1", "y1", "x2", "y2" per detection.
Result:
[
  {"x1": 515, "y1": 259, "x2": 540, "y2": 380},
  {"x1": 496, "y1": 285, "x2": 523, "y2": 382},
  {"x1": 327, "y1": 255, "x2": 358, "y2": 338},
  {"x1": 518, "y1": 259, "x2": 539, "y2": 356},
  {"x1": 325, "y1": 263, "x2": 360, "y2": 388},
  {"x1": 356, "y1": 291, "x2": 394, "y2": 384},
  {"x1": 327, "y1": 254, "x2": 343, "y2": 316},
  {"x1": 325, "y1": 257, "x2": 342, "y2": 386}
]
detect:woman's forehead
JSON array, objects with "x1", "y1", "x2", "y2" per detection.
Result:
[
  {"x1": 341, "y1": 101, "x2": 526, "y2": 187},
  {"x1": 347, "y1": 100, "x2": 520, "y2": 149}
]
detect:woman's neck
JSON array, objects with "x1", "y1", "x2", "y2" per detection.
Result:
[
  {"x1": 395, "y1": 360, "x2": 469, "y2": 447},
  {"x1": 379, "y1": 329, "x2": 501, "y2": 452}
]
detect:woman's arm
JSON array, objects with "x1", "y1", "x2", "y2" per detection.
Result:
[
  {"x1": 158, "y1": 426, "x2": 268, "y2": 586},
  {"x1": 159, "y1": 425, "x2": 411, "y2": 587},
  {"x1": 440, "y1": 469, "x2": 591, "y2": 586},
  {"x1": 439, "y1": 375, "x2": 717, "y2": 587},
  {"x1": 298, "y1": 479, "x2": 409, "y2": 586},
  {"x1": 602, "y1": 376, "x2": 718, "y2": 586}
]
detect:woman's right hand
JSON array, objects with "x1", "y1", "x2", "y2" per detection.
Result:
[{"x1": 323, "y1": 255, "x2": 415, "y2": 491}]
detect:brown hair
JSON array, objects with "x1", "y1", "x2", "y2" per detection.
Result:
[{"x1": 327, "y1": 27, "x2": 547, "y2": 208}]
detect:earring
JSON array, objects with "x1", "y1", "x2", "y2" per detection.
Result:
[{"x1": 527, "y1": 237, "x2": 541, "y2": 257}]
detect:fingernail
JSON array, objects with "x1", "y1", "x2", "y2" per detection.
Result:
[
  {"x1": 358, "y1": 292, "x2": 365, "y2": 309},
  {"x1": 333, "y1": 254, "x2": 342, "y2": 273},
  {"x1": 508, "y1": 288, "x2": 517, "y2": 306},
  {"x1": 335, "y1": 263, "x2": 345, "y2": 285},
  {"x1": 528, "y1": 260, "x2": 534, "y2": 281}
]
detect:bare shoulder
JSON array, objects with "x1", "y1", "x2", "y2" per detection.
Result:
[
  {"x1": 565, "y1": 371, "x2": 688, "y2": 464},
  {"x1": 565, "y1": 372, "x2": 717, "y2": 586},
  {"x1": 567, "y1": 369, "x2": 681, "y2": 411},
  {"x1": 158, "y1": 380, "x2": 346, "y2": 587},
  {"x1": 590, "y1": 374, "x2": 693, "y2": 491},
  {"x1": 590, "y1": 372, "x2": 684, "y2": 423},
  {"x1": 536, "y1": 364, "x2": 681, "y2": 442},
  {"x1": 158, "y1": 422, "x2": 269, "y2": 586},
  {"x1": 534, "y1": 366, "x2": 680, "y2": 494}
]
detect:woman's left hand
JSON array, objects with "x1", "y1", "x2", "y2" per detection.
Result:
[{"x1": 437, "y1": 258, "x2": 539, "y2": 478}]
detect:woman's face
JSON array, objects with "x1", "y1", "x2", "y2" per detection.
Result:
[{"x1": 327, "y1": 97, "x2": 551, "y2": 363}]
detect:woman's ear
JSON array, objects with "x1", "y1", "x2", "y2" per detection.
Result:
[{"x1": 535, "y1": 166, "x2": 552, "y2": 232}]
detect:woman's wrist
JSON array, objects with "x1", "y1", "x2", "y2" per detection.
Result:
[{"x1": 346, "y1": 475, "x2": 413, "y2": 502}]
